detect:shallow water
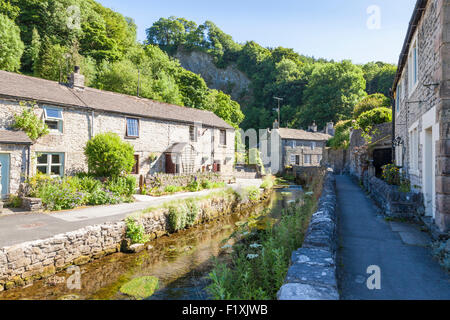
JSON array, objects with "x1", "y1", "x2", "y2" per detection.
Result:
[{"x1": 0, "y1": 187, "x2": 302, "y2": 300}]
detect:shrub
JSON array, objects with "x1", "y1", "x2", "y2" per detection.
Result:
[
  {"x1": 186, "y1": 178, "x2": 200, "y2": 192},
  {"x1": 356, "y1": 107, "x2": 392, "y2": 131},
  {"x1": 39, "y1": 182, "x2": 84, "y2": 211},
  {"x1": 106, "y1": 175, "x2": 136, "y2": 197},
  {"x1": 260, "y1": 175, "x2": 275, "y2": 190},
  {"x1": 327, "y1": 120, "x2": 353, "y2": 149},
  {"x1": 25, "y1": 172, "x2": 53, "y2": 197},
  {"x1": 201, "y1": 180, "x2": 213, "y2": 189},
  {"x1": 5, "y1": 194, "x2": 22, "y2": 208},
  {"x1": 167, "y1": 205, "x2": 188, "y2": 232},
  {"x1": 86, "y1": 189, "x2": 120, "y2": 205},
  {"x1": 353, "y1": 93, "x2": 391, "y2": 118},
  {"x1": 13, "y1": 102, "x2": 49, "y2": 141},
  {"x1": 125, "y1": 217, "x2": 149, "y2": 244},
  {"x1": 381, "y1": 163, "x2": 400, "y2": 185},
  {"x1": 246, "y1": 186, "x2": 261, "y2": 202},
  {"x1": 84, "y1": 132, "x2": 135, "y2": 177},
  {"x1": 185, "y1": 199, "x2": 199, "y2": 227}
]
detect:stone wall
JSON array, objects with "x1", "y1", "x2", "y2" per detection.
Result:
[
  {"x1": 0, "y1": 188, "x2": 269, "y2": 291},
  {"x1": 0, "y1": 143, "x2": 28, "y2": 196},
  {"x1": 394, "y1": 0, "x2": 450, "y2": 231},
  {"x1": 144, "y1": 172, "x2": 234, "y2": 190},
  {"x1": 278, "y1": 169, "x2": 339, "y2": 300},
  {"x1": 360, "y1": 172, "x2": 425, "y2": 220},
  {"x1": 282, "y1": 140, "x2": 327, "y2": 168}
]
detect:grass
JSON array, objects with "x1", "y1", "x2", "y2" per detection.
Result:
[{"x1": 206, "y1": 169, "x2": 324, "y2": 300}]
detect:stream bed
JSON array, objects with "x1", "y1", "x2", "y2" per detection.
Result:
[{"x1": 0, "y1": 187, "x2": 303, "y2": 300}]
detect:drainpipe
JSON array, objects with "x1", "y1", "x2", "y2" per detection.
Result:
[
  {"x1": 91, "y1": 110, "x2": 95, "y2": 138},
  {"x1": 389, "y1": 88, "x2": 396, "y2": 163},
  {"x1": 27, "y1": 144, "x2": 31, "y2": 178}
]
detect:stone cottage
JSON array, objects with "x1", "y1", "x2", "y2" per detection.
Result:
[
  {"x1": 0, "y1": 68, "x2": 235, "y2": 198},
  {"x1": 392, "y1": 0, "x2": 450, "y2": 232},
  {"x1": 272, "y1": 121, "x2": 332, "y2": 172}
]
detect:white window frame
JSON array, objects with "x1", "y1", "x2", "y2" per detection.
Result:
[
  {"x1": 36, "y1": 152, "x2": 65, "y2": 177},
  {"x1": 43, "y1": 106, "x2": 63, "y2": 133},
  {"x1": 408, "y1": 121, "x2": 419, "y2": 175},
  {"x1": 290, "y1": 155, "x2": 296, "y2": 165},
  {"x1": 304, "y1": 154, "x2": 311, "y2": 164},
  {"x1": 408, "y1": 33, "x2": 419, "y2": 97},
  {"x1": 126, "y1": 117, "x2": 139, "y2": 138}
]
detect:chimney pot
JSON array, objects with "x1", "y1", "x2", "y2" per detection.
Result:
[
  {"x1": 69, "y1": 66, "x2": 85, "y2": 90},
  {"x1": 74, "y1": 65, "x2": 80, "y2": 73}
]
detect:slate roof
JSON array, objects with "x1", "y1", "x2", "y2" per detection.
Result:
[
  {"x1": 0, "y1": 130, "x2": 32, "y2": 145},
  {"x1": 0, "y1": 70, "x2": 234, "y2": 130},
  {"x1": 278, "y1": 128, "x2": 332, "y2": 141}
]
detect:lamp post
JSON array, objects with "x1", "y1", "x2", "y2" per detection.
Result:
[{"x1": 273, "y1": 97, "x2": 283, "y2": 125}]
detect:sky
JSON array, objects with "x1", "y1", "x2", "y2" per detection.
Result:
[{"x1": 96, "y1": 0, "x2": 417, "y2": 64}]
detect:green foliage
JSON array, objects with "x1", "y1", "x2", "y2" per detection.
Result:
[
  {"x1": 353, "y1": 93, "x2": 391, "y2": 118},
  {"x1": 298, "y1": 60, "x2": 367, "y2": 128},
  {"x1": 125, "y1": 217, "x2": 149, "y2": 244},
  {"x1": 185, "y1": 199, "x2": 199, "y2": 227},
  {"x1": 381, "y1": 163, "x2": 400, "y2": 185},
  {"x1": 105, "y1": 176, "x2": 136, "y2": 198},
  {"x1": 362, "y1": 62, "x2": 397, "y2": 97},
  {"x1": 164, "y1": 185, "x2": 183, "y2": 193},
  {"x1": 186, "y1": 179, "x2": 200, "y2": 192},
  {"x1": 84, "y1": 132, "x2": 135, "y2": 177},
  {"x1": 260, "y1": 175, "x2": 275, "y2": 190},
  {"x1": 327, "y1": 119, "x2": 353, "y2": 149},
  {"x1": 119, "y1": 276, "x2": 159, "y2": 300},
  {"x1": 5, "y1": 194, "x2": 23, "y2": 208},
  {"x1": 0, "y1": 13, "x2": 24, "y2": 72},
  {"x1": 167, "y1": 205, "x2": 187, "y2": 233},
  {"x1": 207, "y1": 186, "x2": 318, "y2": 299},
  {"x1": 13, "y1": 102, "x2": 49, "y2": 141},
  {"x1": 355, "y1": 107, "x2": 392, "y2": 131}
]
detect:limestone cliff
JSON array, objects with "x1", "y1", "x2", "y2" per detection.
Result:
[{"x1": 174, "y1": 49, "x2": 251, "y2": 104}]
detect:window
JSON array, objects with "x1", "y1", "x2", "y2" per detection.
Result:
[
  {"x1": 126, "y1": 118, "x2": 139, "y2": 137},
  {"x1": 43, "y1": 107, "x2": 63, "y2": 132},
  {"x1": 408, "y1": 38, "x2": 418, "y2": 95},
  {"x1": 318, "y1": 155, "x2": 322, "y2": 163},
  {"x1": 295, "y1": 155, "x2": 300, "y2": 165},
  {"x1": 131, "y1": 154, "x2": 139, "y2": 174},
  {"x1": 396, "y1": 83, "x2": 402, "y2": 113},
  {"x1": 189, "y1": 126, "x2": 197, "y2": 142},
  {"x1": 220, "y1": 129, "x2": 227, "y2": 146},
  {"x1": 36, "y1": 153, "x2": 64, "y2": 176},
  {"x1": 290, "y1": 155, "x2": 296, "y2": 165},
  {"x1": 395, "y1": 145, "x2": 403, "y2": 167},
  {"x1": 311, "y1": 142, "x2": 316, "y2": 150},
  {"x1": 304, "y1": 154, "x2": 311, "y2": 164}
]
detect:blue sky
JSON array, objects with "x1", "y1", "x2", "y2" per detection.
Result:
[{"x1": 97, "y1": 0, "x2": 416, "y2": 64}]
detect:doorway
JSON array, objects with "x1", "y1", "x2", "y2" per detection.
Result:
[
  {"x1": 0, "y1": 153, "x2": 10, "y2": 199},
  {"x1": 424, "y1": 128, "x2": 434, "y2": 217}
]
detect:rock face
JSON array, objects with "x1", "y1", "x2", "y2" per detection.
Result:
[
  {"x1": 174, "y1": 50, "x2": 251, "y2": 103},
  {"x1": 278, "y1": 169, "x2": 339, "y2": 300}
]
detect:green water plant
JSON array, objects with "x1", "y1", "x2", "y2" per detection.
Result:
[
  {"x1": 119, "y1": 276, "x2": 159, "y2": 299},
  {"x1": 125, "y1": 217, "x2": 149, "y2": 244}
]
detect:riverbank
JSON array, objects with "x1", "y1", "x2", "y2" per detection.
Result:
[
  {"x1": 0, "y1": 183, "x2": 269, "y2": 292},
  {"x1": 0, "y1": 186, "x2": 299, "y2": 300}
]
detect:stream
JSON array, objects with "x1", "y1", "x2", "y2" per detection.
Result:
[{"x1": 0, "y1": 186, "x2": 303, "y2": 300}]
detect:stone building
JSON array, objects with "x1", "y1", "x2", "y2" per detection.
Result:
[
  {"x1": 0, "y1": 69, "x2": 235, "y2": 198},
  {"x1": 272, "y1": 121, "x2": 332, "y2": 172},
  {"x1": 392, "y1": 0, "x2": 450, "y2": 232}
]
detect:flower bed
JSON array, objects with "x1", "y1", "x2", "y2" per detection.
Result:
[{"x1": 21, "y1": 173, "x2": 136, "y2": 211}]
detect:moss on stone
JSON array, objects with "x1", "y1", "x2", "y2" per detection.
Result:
[
  {"x1": 73, "y1": 255, "x2": 90, "y2": 265},
  {"x1": 119, "y1": 276, "x2": 159, "y2": 300}
]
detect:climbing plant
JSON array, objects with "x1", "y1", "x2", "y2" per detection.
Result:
[{"x1": 13, "y1": 101, "x2": 49, "y2": 141}]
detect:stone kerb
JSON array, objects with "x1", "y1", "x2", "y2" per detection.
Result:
[{"x1": 277, "y1": 169, "x2": 339, "y2": 300}]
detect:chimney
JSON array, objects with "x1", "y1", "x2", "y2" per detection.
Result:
[
  {"x1": 326, "y1": 122, "x2": 335, "y2": 136},
  {"x1": 69, "y1": 66, "x2": 85, "y2": 90},
  {"x1": 273, "y1": 119, "x2": 280, "y2": 129},
  {"x1": 309, "y1": 121, "x2": 317, "y2": 132}
]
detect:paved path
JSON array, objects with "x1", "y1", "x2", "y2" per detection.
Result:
[
  {"x1": 0, "y1": 179, "x2": 262, "y2": 248},
  {"x1": 336, "y1": 175, "x2": 450, "y2": 300}
]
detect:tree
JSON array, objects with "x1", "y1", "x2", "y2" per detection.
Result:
[
  {"x1": 356, "y1": 107, "x2": 392, "y2": 131},
  {"x1": 0, "y1": 14, "x2": 24, "y2": 72},
  {"x1": 362, "y1": 62, "x2": 397, "y2": 96},
  {"x1": 298, "y1": 60, "x2": 367, "y2": 129},
  {"x1": 84, "y1": 132, "x2": 135, "y2": 177},
  {"x1": 205, "y1": 90, "x2": 244, "y2": 128},
  {"x1": 353, "y1": 93, "x2": 391, "y2": 118}
]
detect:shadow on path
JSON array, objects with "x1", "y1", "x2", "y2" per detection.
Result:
[{"x1": 336, "y1": 175, "x2": 450, "y2": 300}]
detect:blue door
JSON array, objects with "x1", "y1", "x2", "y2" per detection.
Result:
[{"x1": 0, "y1": 154, "x2": 10, "y2": 199}]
